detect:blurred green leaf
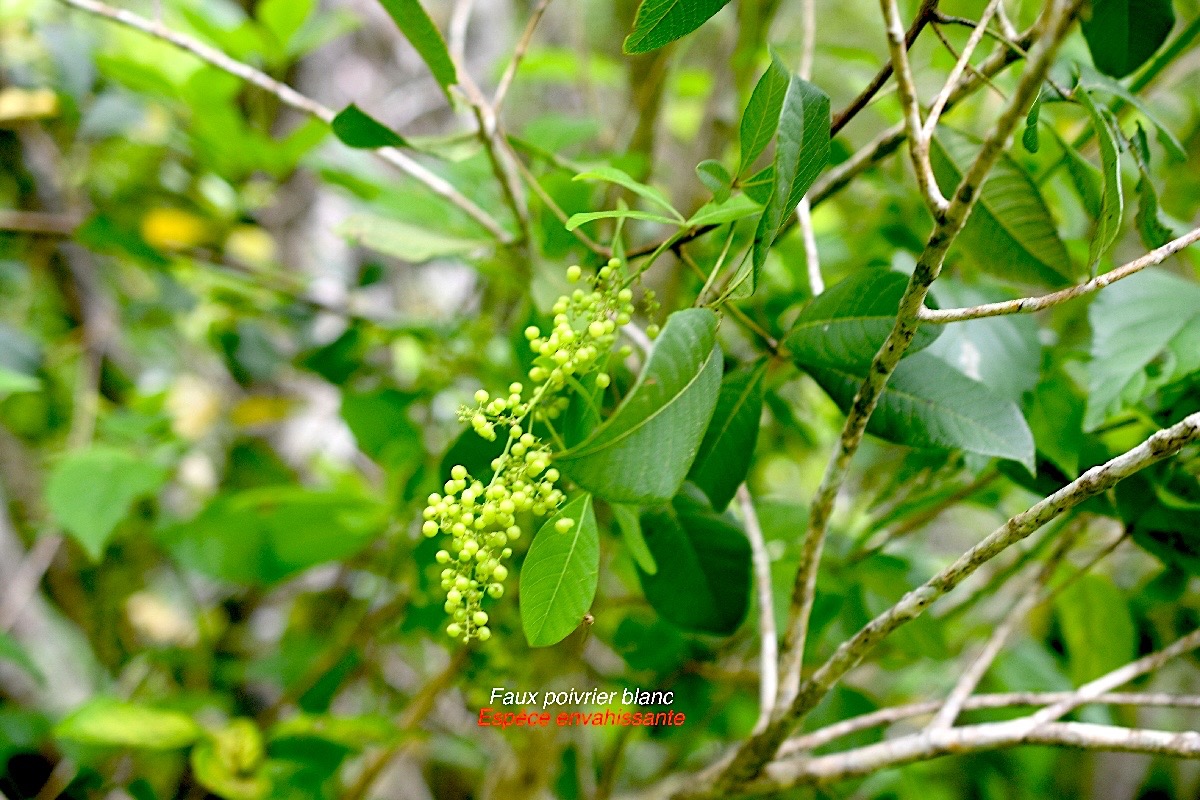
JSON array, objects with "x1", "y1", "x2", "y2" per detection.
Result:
[
  {"x1": 56, "y1": 698, "x2": 200, "y2": 750},
  {"x1": 338, "y1": 215, "x2": 489, "y2": 263},
  {"x1": 331, "y1": 104, "x2": 408, "y2": 149},
  {"x1": 46, "y1": 447, "x2": 167, "y2": 560},
  {"x1": 1054, "y1": 574, "x2": 1136, "y2": 683},
  {"x1": 0, "y1": 633, "x2": 42, "y2": 684},
  {"x1": 1075, "y1": 88, "x2": 1124, "y2": 274},
  {"x1": 612, "y1": 502, "x2": 656, "y2": 574},
  {"x1": 374, "y1": 0, "x2": 457, "y2": 97}
]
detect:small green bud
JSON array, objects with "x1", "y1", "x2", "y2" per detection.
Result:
[{"x1": 555, "y1": 518, "x2": 575, "y2": 534}]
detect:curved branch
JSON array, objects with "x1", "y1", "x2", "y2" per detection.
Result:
[{"x1": 920, "y1": 226, "x2": 1200, "y2": 323}]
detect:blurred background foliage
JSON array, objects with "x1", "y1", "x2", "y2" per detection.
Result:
[{"x1": 1, "y1": 0, "x2": 1200, "y2": 798}]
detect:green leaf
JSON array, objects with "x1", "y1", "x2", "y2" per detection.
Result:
[
  {"x1": 565, "y1": 209, "x2": 680, "y2": 231},
  {"x1": 56, "y1": 698, "x2": 201, "y2": 750},
  {"x1": 330, "y1": 104, "x2": 408, "y2": 149},
  {"x1": 1082, "y1": 0, "x2": 1175, "y2": 78},
  {"x1": 191, "y1": 732, "x2": 270, "y2": 800},
  {"x1": 1022, "y1": 88, "x2": 1044, "y2": 153},
  {"x1": 46, "y1": 447, "x2": 167, "y2": 560},
  {"x1": 930, "y1": 127, "x2": 1074, "y2": 287},
  {"x1": 784, "y1": 269, "x2": 941, "y2": 368},
  {"x1": 374, "y1": 0, "x2": 457, "y2": 97},
  {"x1": 1130, "y1": 123, "x2": 1175, "y2": 249},
  {"x1": 1084, "y1": 268, "x2": 1200, "y2": 430},
  {"x1": 556, "y1": 309, "x2": 722, "y2": 504},
  {"x1": 687, "y1": 360, "x2": 766, "y2": 511},
  {"x1": 684, "y1": 194, "x2": 760, "y2": 227},
  {"x1": 752, "y1": 69, "x2": 831, "y2": 283},
  {"x1": 637, "y1": 499, "x2": 751, "y2": 634},
  {"x1": 160, "y1": 488, "x2": 384, "y2": 584},
  {"x1": 695, "y1": 159, "x2": 732, "y2": 202},
  {"x1": 1054, "y1": 574, "x2": 1136, "y2": 683},
  {"x1": 1062, "y1": 136, "x2": 1105, "y2": 219},
  {"x1": 1075, "y1": 88, "x2": 1124, "y2": 274},
  {"x1": 926, "y1": 281, "x2": 1041, "y2": 405},
  {"x1": 573, "y1": 166, "x2": 682, "y2": 219},
  {"x1": 612, "y1": 503, "x2": 656, "y2": 574},
  {"x1": 623, "y1": 0, "x2": 732, "y2": 54},
  {"x1": 520, "y1": 494, "x2": 599, "y2": 647},
  {"x1": 738, "y1": 58, "x2": 789, "y2": 177},
  {"x1": 338, "y1": 215, "x2": 489, "y2": 263},
  {"x1": 341, "y1": 388, "x2": 419, "y2": 461},
  {"x1": 804, "y1": 352, "x2": 1036, "y2": 470},
  {"x1": 0, "y1": 633, "x2": 42, "y2": 684},
  {"x1": 258, "y1": 0, "x2": 316, "y2": 52},
  {"x1": 0, "y1": 366, "x2": 39, "y2": 398},
  {"x1": 1077, "y1": 66, "x2": 1186, "y2": 160}
]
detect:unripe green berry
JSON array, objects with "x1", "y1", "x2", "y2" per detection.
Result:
[
  {"x1": 588, "y1": 320, "x2": 606, "y2": 339},
  {"x1": 447, "y1": 589, "x2": 462, "y2": 604},
  {"x1": 555, "y1": 518, "x2": 575, "y2": 533},
  {"x1": 477, "y1": 626, "x2": 491, "y2": 641},
  {"x1": 595, "y1": 373, "x2": 610, "y2": 389},
  {"x1": 646, "y1": 324, "x2": 660, "y2": 339},
  {"x1": 447, "y1": 623, "x2": 462, "y2": 638},
  {"x1": 492, "y1": 564, "x2": 509, "y2": 581},
  {"x1": 488, "y1": 583, "x2": 504, "y2": 598},
  {"x1": 545, "y1": 468, "x2": 560, "y2": 482},
  {"x1": 422, "y1": 520, "x2": 439, "y2": 537},
  {"x1": 566, "y1": 265, "x2": 582, "y2": 282},
  {"x1": 525, "y1": 326, "x2": 540, "y2": 340},
  {"x1": 473, "y1": 611, "x2": 489, "y2": 626},
  {"x1": 451, "y1": 465, "x2": 468, "y2": 481},
  {"x1": 436, "y1": 550, "x2": 451, "y2": 563}
]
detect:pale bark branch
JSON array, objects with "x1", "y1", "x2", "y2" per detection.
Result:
[
  {"x1": 782, "y1": 692, "x2": 1200, "y2": 755},
  {"x1": 493, "y1": 0, "x2": 553, "y2": 114},
  {"x1": 879, "y1": 0, "x2": 949, "y2": 216},
  {"x1": 774, "y1": 0, "x2": 1075, "y2": 729},
  {"x1": 757, "y1": 721, "x2": 1200, "y2": 790},
  {"x1": 922, "y1": 0, "x2": 1004, "y2": 137},
  {"x1": 925, "y1": 523, "x2": 1079, "y2": 732},
  {"x1": 919, "y1": 225, "x2": 1200, "y2": 323},
  {"x1": 55, "y1": 0, "x2": 513, "y2": 243},
  {"x1": 693, "y1": 403, "x2": 1197, "y2": 798},
  {"x1": 738, "y1": 485, "x2": 778, "y2": 733}
]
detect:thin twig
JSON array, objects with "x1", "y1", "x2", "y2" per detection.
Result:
[
  {"x1": 0, "y1": 210, "x2": 80, "y2": 236},
  {"x1": 922, "y1": 0, "x2": 1004, "y2": 137},
  {"x1": 493, "y1": 0, "x2": 553, "y2": 114},
  {"x1": 0, "y1": 534, "x2": 63, "y2": 633},
  {"x1": 920, "y1": 225, "x2": 1200, "y2": 323},
  {"x1": 782, "y1": 692, "x2": 1200, "y2": 756},
  {"x1": 738, "y1": 485, "x2": 778, "y2": 734},
  {"x1": 55, "y1": 0, "x2": 512, "y2": 243}
]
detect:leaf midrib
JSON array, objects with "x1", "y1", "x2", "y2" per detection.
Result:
[{"x1": 527, "y1": 496, "x2": 593, "y2": 643}]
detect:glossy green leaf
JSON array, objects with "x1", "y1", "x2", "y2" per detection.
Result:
[
  {"x1": 684, "y1": 194, "x2": 760, "y2": 227},
  {"x1": 1022, "y1": 89, "x2": 1044, "y2": 153},
  {"x1": 520, "y1": 494, "x2": 599, "y2": 647},
  {"x1": 804, "y1": 351, "x2": 1036, "y2": 470},
  {"x1": 375, "y1": 0, "x2": 457, "y2": 97},
  {"x1": 1054, "y1": 574, "x2": 1136, "y2": 684},
  {"x1": 623, "y1": 0, "x2": 732, "y2": 54},
  {"x1": 637, "y1": 500, "x2": 751, "y2": 634},
  {"x1": 160, "y1": 488, "x2": 384, "y2": 584},
  {"x1": 330, "y1": 104, "x2": 408, "y2": 149},
  {"x1": 784, "y1": 269, "x2": 941, "y2": 369},
  {"x1": 1076, "y1": 88, "x2": 1124, "y2": 274},
  {"x1": 191, "y1": 731, "x2": 270, "y2": 800},
  {"x1": 341, "y1": 388, "x2": 419, "y2": 461},
  {"x1": 738, "y1": 57, "x2": 789, "y2": 177},
  {"x1": 573, "y1": 166, "x2": 682, "y2": 219},
  {"x1": 566, "y1": 209, "x2": 680, "y2": 231},
  {"x1": 1085, "y1": 268, "x2": 1200, "y2": 430},
  {"x1": 1082, "y1": 0, "x2": 1175, "y2": 78},
  {"x1": 612, "y1": 502, "x2": 656, "y2": 574},
  {"x1": 931, "y1": 127, "x2": 1074, "y2": 287},
  {"x1": 687, "y1": 360, "x2": 766, "y2": 511},
  {"x1": 46, "y1": 447, "x2": 167, "y2": 560},
  {"x1": 696, "y1": 159, "x2": 732, "y2": 202},
  {"x1": 752, "y1": 71, "x2": 831, "y2": 281},
  {"x1": 557, "y1": 309, "x2": 722, "y2": 504},
  {"x1": 338, "y1": 215, "x2": 489, "y2": 263},
  {"x1": 1130, "y1": 123, "x2": 1175, "y2": 248},
  {"x1": 56, "y1": 699, "x2": 201, "y2": 750}
]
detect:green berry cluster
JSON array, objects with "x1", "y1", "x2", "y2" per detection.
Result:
[{"x1": 424, "y1": 258, "x2": 629, "y2": 642}]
